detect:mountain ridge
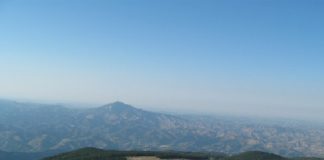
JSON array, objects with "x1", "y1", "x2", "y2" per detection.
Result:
[
  {"x1": 42, "y1": 147, "x2": 323, "y2": 160},
  {"x1": 42, "y1": 147, "x2": 226, "y2": 160},
  {"x1": 1, "y1": 99, "x2": 324, "y2": 157}
]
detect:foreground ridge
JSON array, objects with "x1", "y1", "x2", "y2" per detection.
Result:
[
  {"x1": 43, "y1": 147, "x2": 223, "y2": 160},
  {"x1": 43, "y1": 148, "x2": 324, "y2": 160}
]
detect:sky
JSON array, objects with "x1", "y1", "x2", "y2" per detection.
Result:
[{"x1": 0, "y1": 0, "x2": 324, "y2": 121}]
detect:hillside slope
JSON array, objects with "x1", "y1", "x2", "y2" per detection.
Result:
[
  {"x1": 43, "y1": 147, "x2": 225, "y2": 160},
  {"x1": 0, "y1": 150, "x2": 61, "y2": 160},
  {"x1": 1, "y1": 100, "x2": 324, "y2": 157},
  {"x1": 226, "y1": 151, "x2": 287, "y2": 160},
  {"x1": 44, "y1": 148, "x2": 321, "y2": 160}
]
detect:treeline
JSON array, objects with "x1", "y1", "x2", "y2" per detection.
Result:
[
  {"x1": 44, "y1": 148, "x2": 324, "y2": 160},
  {"x1": 43, "y1": 147, "x2": 225, "y2": 160}
]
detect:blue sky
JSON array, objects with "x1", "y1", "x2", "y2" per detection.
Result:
[{"x1": 0, "y1": 0, "x2": 324, "y2": 121}]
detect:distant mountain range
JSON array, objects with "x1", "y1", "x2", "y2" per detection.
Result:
[{"x1": 1, "y1": 99, "x2": 324, "y2": 157}]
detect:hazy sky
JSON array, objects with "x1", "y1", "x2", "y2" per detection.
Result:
[{"x1": 0, "y1": 0, "x2": 324, "y2": 121}]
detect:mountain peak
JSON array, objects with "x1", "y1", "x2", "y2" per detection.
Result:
[
  {"x1": 100, "y1": 101, "x2": 139, "y2": 112},
  {"x1": 110, "y1": 101, "x2": 127, "y2": 106}
]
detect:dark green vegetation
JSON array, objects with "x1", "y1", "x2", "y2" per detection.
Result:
[
  {"x1": 43, "y1": 147, "x2": 225, "y2": 160},
  {"x1": 1, "y1": 99, "x2": 324, "y2": 157},
  {"x1": 225, "y1": 151, "x2": 287, "y2": 160},
  {"x1": 0, "y1": 150, "x2": 61, "y2": 160},
  {"x1": 43, "y1": 148, "x2": 324, "y2": 160}
]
